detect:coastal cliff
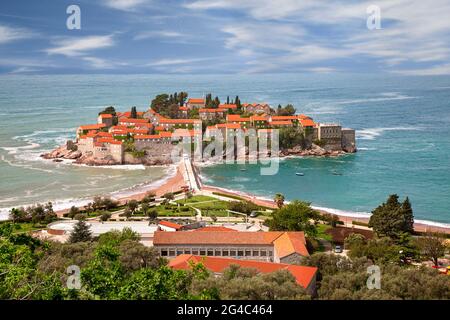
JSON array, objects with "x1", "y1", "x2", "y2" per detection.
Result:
[
  {"x1": 41, "y1": 145, "x2": 173, "y2": 166},
  {"x1": 280, "y1": 143, "x2": 357, "y2": 157}
]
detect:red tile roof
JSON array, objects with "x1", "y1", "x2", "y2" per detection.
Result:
[
  {"x1": 154, "y1": 231, "x2": 308, "y2": 258},
  {"x1": 179, "y1": 106, "x2": 188, "y2": 111},
  {"x1": 99, "y1": 113, "x2": 113, "y2": 118},
  {"x1": 169, "y1": 255, "x2": 317, "y2": 289},
  {"x1": 187, "y1": 98, "x2": 205, "y2": 104},
  {"x1": 224, "y1": 123, "x2": 241, "y2": 129},
  {"x1": 272, "y1": 116, "x2": 298, "y2": 120},
  {"x1": 299, "y1": 119, "x2": 315, "y2": 127},
  {"x1": 79, "y1": 123, "x2": 106, "y2": 131},
  {"x1": 219, "y1": 104, "x2": 237, "y2": 109},
  {"x1": 96, "y1": 137, "x2": 122, "y2": 145},
  {"x1": 199, "y1": 108, "x2": 225, "y2": 113},
  {"x1": 159, "y1": 118, "x2": 201, "y2": 124},
  {"x1": 251, "y1": 115, "x2": 268, "y2": 121},
  {"x1": 159, "y1": 220, "x2": 183, "y2": 230}
]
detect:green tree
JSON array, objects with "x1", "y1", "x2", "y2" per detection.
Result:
[
  {"x1": 68, "y1": 206, "x2": 80, "y2": 219},
  {"x1": 368, "y1": 194, "x2": 415, "y2": 239},
  {"x1": 147, "y1": 209, "x2": 158, "y2": 221},
  {"x1": 127, "y1": 200, "x2": 139, "y2": 214},
  {"x1": 267, "y1": 200, "x2": 320, "y2": 237},
  {"x1": 274, "y1": 193, "x2": 285, "y2": 208},
  {"x1": 163, "y1": 192, "x2": 175, "y2": 201},
  {"x1": 68, "y1": 220, "x2": 92, "y2": 243},
  {"x1": 416, "y1": 233, "x2": 447, "y2": 266}
]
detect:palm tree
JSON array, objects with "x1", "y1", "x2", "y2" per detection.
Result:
[{"x1": 274, "y1": 193, "x2": 285, "y2": 208}]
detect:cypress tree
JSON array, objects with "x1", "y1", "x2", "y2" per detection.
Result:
[
  {"x1": 401, "y1": 197, "x2": 414, "y2": 233},
  {"x1": 130, "y1": 106, "x2": 137, "y2": 119},
  {"x1": 68, "y1": 220, "x2": 92, "y2": 243},
  {"x1": 227, "y1": 96, "x2": 230, "y2": 104}
]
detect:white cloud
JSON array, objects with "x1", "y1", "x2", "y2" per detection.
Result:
[
  {"x1": 146, "y1": 57, "x2": 210, "y2": 67},
  {"x1": 0, "y1": 25, "x2": 34, "y2": 44},
  {"x1": 307, "y1": 67, "x2": 336, "y2": 74},
  {"x1": 103, "y1": 0, "x2": 147, "y2": 11},
  {"x1": 8, "y1": 66, "x2": 41, "y2": 74},
  {"x1": 392, "y1": 63, "x2": 450, "y2": 76},
  {"x1": 133, "y1": 30, "x2": 184, "y2": 41},
  {"x1": 45, "y1": 35, "x2": 115, "y2": 57},
  {"x1": 81, "y1": 56, "x2": 128, "y2": 69}
]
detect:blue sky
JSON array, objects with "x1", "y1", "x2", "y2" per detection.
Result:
[{"x1": 1, "y1": 0, "x2": 450, "y2": 75}]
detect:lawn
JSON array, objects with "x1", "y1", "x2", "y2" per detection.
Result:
[
  {"x1": 316, "y1": 224, "x2": 333, "y2": 241},
  {"x1": 9, "y1": 222, "x2": 47, "y2": 234}
]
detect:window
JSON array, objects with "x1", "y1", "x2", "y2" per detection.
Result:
[
  {"x1": 222, "y1": 250, "x2": 229, "y2": 256},
  {"x1": 237, "y1": 250, "x2": 244, "y2": 257},
  {"x1": 252, "y1": 251, "x2": 259, "y2": 257},
  {"x1": 177, "y1": 250, "x2": 183, "y2": 256},
  {"x1": 200, "y1": 250, "x2": 206, "y2": 255},
  {"x1": 230, "y1": 250, "x2": 237, "y2": 256},
  {"x1": 245, "y1": 250, "x2": 251, "y2": 256},
  {"x1": 260, "y1": 251, "x2": 267, "y2": 257},
  {"x1": 169, "y1": 250, "x2": 175, "y2": 256},
  {"x1": 215, "y1": 250, "x2": 222, "y2": 256},
  {"x1": 207, "y1": 250, "x2": 214, "y2": 256},
  {"x1": 184, "y1": 249, "x2": 191, "y2": 254},
  {"x1": 268, "y1": 251, "x2": 273, "y2": 256},
  {"x1": 161, "y1": 250, "x2": 168, "y2": 256}
]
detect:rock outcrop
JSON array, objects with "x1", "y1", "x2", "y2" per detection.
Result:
[{"x1": 279, "y1": 143, "x2": 349, "y2": 157}]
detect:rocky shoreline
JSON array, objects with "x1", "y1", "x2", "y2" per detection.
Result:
[
  {"x1": 40, "y1": 145, "x2": 173, "y2": 166},
  {"x1": 279, "y1": 143, "x2": 357, "y2": 157}
]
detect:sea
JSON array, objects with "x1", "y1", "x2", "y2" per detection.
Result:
[{"x1": 0, "y1": 73, "x2": 449, "y2": 226}]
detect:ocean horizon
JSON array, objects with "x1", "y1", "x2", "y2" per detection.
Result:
[{"x1": 1, "y1": 73, "x2": 449, "y2": 225}]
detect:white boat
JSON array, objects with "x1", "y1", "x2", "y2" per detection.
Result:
[{"x1": 295, "y1": 172, "x2": 304, "y2": 176}]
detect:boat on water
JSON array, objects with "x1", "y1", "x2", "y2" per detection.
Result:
[
  {"x1": 332, "y1": 171, "x2": 343, "y2": 176},
  {"x1": 295, "y1": 172, "x2": 304, "y2": 176},
  {"x1": 240, "y1": 168, "x2": 247, "y2": 172}
]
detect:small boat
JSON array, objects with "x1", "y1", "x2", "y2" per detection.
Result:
[
  {"x1": 240, "y1": 168, "x2": 247, "y2": 172},
  {"x1": 332, "y1": 171, "x2": 343, "y2": 176},
  {"x1": 295, "y1": 172, "x2": 304, "y2": 176}
]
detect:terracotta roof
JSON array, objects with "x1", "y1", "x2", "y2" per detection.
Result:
[
  {"x1": 169, "y1": 255, "x2": 317, "y2": 289},
  {"x1": 79, "y1": 124, "x2": 106, "y2": 131},
  {"x1": 179, "y1": 106, "x2": 188, "y2": 111},
  {"x1": 118, "y1": 111, "x2": 144, "y2": 117},
  {"x1": 299, "y1": 119, "x2": 315, "y2": 127},
  {"x1": 154, "y1": 231, "x2": 308, "y2": 258},
  {"x1": 96, "y1": 137, "x2": 122, "y2": 145},
  {"x1": 99, "y1": 113, "x2": 113, "y2": 118},
  {"x1": 272, "y1": 116, "x2": 298, "y2": 120},
  {"x1": 155, "y1": 126, "x2": 165, "y2": 131},
  {"x1": 298, "y1": 114, "x2": 312, "y2": 120},
  {"x1": 127, "y1": 128, "x2": 149, "y2": 135},
  {"x1": 96, "y1": 132, "x2": 113, "y2": 138},
  {"x1": 251, "y1": 115, "x2": 268, "y2": 121},
  {"x1": 219, "y1": 104, "x2": 237, "y2": 109},
  {"x1": 227, "y1": 115, "x2": 250, "y2": 122},
  {"x1": 159, "y1": 220, "x2": 183, "y2": 230},
  {"x1": 193, "y1": 226, "x2": 237, "y2": 232},
  {"x1": 224, "y1": 123, "x2": 241, "y2": 129},
  {"x1": 134, "y1": 122, "x2": 153, "y2": 128},
  {"x1": 187, "y1": 98, "x2": 205, "y2": 104}
]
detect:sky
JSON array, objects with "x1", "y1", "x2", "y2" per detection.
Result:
[{"x1": 1, "y1": 0, "x2": 450, "y2": 75}]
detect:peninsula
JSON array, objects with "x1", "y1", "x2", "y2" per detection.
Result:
[{"x1": 42, "y1": 92, "x2": 357, "y2": 165}]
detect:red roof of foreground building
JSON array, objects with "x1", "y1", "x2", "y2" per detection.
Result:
[
  {"x1": 96, "y1": 137, "x2": 122, "y2": 145},
  {"x1": 159, "y1": 220, "x2": 183, "y2": 230},
  {"x1": 169, "y1": 255, "x2": 317, "y2": 289},
  {"x1": 224, "y1": 123, "x2": 241, "y2": 129},
  {"x1": 154, "y1": 231, "x2": 308, "y2": 258},
  {"x1": 193, "y1": 226, "x2": 237, "y2": 232}
]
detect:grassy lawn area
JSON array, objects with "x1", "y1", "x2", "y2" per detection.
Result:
[
  {"x1": 155, "y1": 204, "x2": 195, "y2": 217},
  {"x1": 176, "y1": 195, "x2": 217, "y2": 204},
  {"x1": 9, "y1": 222, "x2": 47, "y2": 234},
  {"x1": 316, "y1": 224, "x2": 333, "y2": 241}
]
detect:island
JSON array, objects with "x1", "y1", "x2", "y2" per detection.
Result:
[{"x1": 42, "y1": 92, "x2": 356, "y2": 165}]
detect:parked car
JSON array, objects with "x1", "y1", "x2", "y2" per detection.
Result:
[
  {"x1": 334, "y1": 245, "x2": 343, "y2": 253},
  {"x1": 249, "y1": 211, "x2": 259, "y2": 218}
]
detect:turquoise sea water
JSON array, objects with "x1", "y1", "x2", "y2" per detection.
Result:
[{"x1": 0, "y1": 74, "x2": 449, "y2": 224}]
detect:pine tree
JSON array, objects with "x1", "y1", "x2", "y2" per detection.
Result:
[
  {"x1": 68, "y1": 219, "x2": 92, "y2": 243},
  {"x1": 401, "y1": 197, "x2": 414, "y2": 233},
  {"x1": 226, "y1": 96, "x2": 230, "y2": 104}
]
